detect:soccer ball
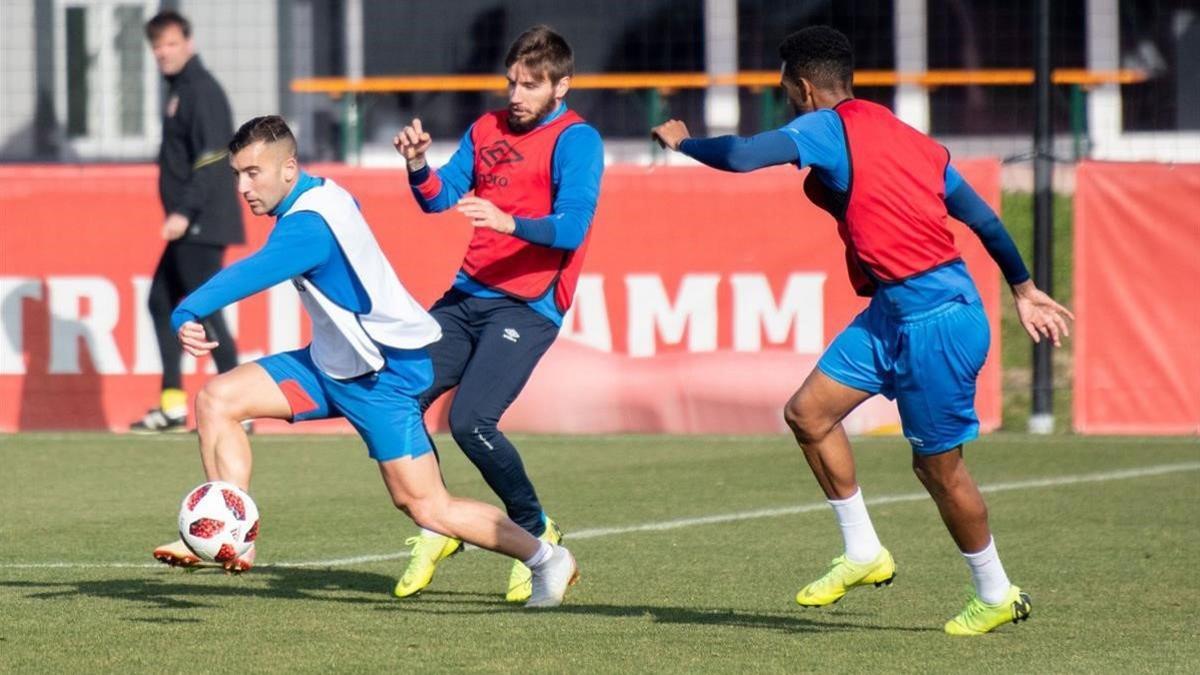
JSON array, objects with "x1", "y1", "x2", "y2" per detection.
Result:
[{"x1": 178, "y1": 481, "x2": 260, "y2": 563}]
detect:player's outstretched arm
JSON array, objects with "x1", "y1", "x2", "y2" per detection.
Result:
[
  {"x1": 651, "y1": 119, "x2": 692, "y2": 151},
  {"x1": 170, "y1": 213, "x2": 333, "y2": 338},
  {"x1": 651, "y1": 119, "x2": 799, "y2": 172}
]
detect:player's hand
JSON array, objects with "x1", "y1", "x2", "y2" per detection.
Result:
[
  {"x1": 162, "y1": 213, "x2": 189, "y2": 241},
  {"x1": 1011, "y1": 280, "x2": 1074, "y2": 347},
  {"x1": 178, "y1": 321, "x2": 219, "y2": 357},
  {"x1": 651, "y1": 119, "x2": 691, "y2": 151},
  {"x1": 456, "y1": 196, "x2": 516, "y2": 234},
  {"x1": 393, "y1": 118, "x2": 433, "y2": 169}
]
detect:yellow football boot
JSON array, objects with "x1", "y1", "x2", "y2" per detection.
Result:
[
  {"x1": 393, "y1": 533, "x2": 462, "y2": 598},
  {"x1": 944, "y1": 586, "x2": 1032, "y2": 636},
  {"x1": 795, "y1": 548, "x2": 896, "y2": 607},
  {"x1": 506, "y1": 517, "x2": 563, "y2": 603}
]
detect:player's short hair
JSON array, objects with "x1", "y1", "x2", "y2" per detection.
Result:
[
  {"x1": 144, "y1": 10, "x2": 191, "y2": 41},
  {"x1": 778, "y1": 26, "x2": 854, "y2": 91},
  {"x1": 229, "y1": 115, "x2": 297, "y2": 157},
  {"x1": 505, "y1": 25, "x2": 574, "y2": 83}
]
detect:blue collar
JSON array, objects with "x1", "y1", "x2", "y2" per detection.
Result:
[
  {"x1": 540, "y1": 102, "x2": 567, "y2": 127},
  {"x1": 271, "y1": 171, "x2": 321, "y2": 217}
]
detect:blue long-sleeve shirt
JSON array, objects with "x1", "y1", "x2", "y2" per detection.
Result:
[
  {"x1": 679, "y1": 108, "x2": 1030, "y2": 287},
  {"x1": 171, "y1": 172, "x2": 369, "y2": 333},
  {"x1": 407, "y1": 103, "x2": 604, "y2": 325}
]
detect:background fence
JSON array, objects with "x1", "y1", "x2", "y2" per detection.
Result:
[{"x1": 2, "y1": 0, "x2": 1197, "y2": 163}]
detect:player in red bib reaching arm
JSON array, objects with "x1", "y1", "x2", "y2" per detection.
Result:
[
  {"x1": 393, "y1": 25, "x2": 604, "y2": 602},
  {"x1": 653, "y1": 26, "x2": 1072, "y2": 635}
]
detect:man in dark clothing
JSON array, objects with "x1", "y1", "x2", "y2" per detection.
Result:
[{"x1": 131, "y1": 10, "x2": 244, "y2": 433}]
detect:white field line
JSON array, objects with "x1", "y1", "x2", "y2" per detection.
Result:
[{"x1": 3, "y1": 461, "x2": 1197, "y2": 571}]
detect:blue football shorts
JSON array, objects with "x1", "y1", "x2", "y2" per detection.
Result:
[
  {"x1": 817, "y1": 297, "x2": 990, "y2": 455},
  {"x1": 256, "y1": 346, "x2": 434, "y2": 462}
]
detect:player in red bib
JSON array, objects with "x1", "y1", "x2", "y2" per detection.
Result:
[
  {"x1": 653, "y1": 26, "x2": 1073, "y2": 635},
  {"x1": 393, "y1": 25, "x2": 604, "y2": 602}
]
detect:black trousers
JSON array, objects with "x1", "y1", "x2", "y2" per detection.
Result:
[
  {"x1": 419, "y1": 290, "x2": 559, "y2": 536},
  {"x1": 148, "y1": 241, "x2": 238, "y2": 391}
]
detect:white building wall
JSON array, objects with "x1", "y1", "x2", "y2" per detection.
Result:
[{"x1": 0, "y1": 0, "x2": 39, "y2": 158}]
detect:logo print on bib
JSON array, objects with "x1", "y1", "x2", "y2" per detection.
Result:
[
  {"x1": 502, "y1": 328, "x2": 521, "y2": 343},
  {"x1": 480, "y1": 140, "x2": 524, "y2": 168}
]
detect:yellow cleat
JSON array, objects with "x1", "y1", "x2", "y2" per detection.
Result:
[
  {"x1": 944, "y1": 586, "x2": 1032, "y2": 636},
  {"x1": 506, "y1": 517, "x2": 563, "y2": 603},
  {"x1": 795, "y1": 548, "x2": 896, "y2": 607},
  {"x1": 393, "y1": 533, "x2": 462, "y2": 598}
]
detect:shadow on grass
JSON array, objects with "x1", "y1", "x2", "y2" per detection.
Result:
[
  {"x1": 2, "y1": 569, "x2": 938, "y2": 635},
  {"x1": 0, "y1": 566, "x2": 399, "y2": 610},
  {"x1": 383, "y1": 591, "x2": 938, "y2": 635}
]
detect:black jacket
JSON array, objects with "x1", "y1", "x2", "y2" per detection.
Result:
[{"x1": 158, "y1": 56, "x2": 244, "y2": 245}]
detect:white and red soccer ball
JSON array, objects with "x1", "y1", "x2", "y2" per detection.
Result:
[{"x1": 178, "y1": 481, "x2": 260, "y2": 563}]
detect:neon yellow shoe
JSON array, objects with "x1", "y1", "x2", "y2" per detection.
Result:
[
  {"x1": 393, "y1": 533, "x2": 462, "y2": 598},
  {"x1": 795, "y1": 548, "x2": 896, "y2": 607},
  {"x1": 944, "y1": 586, "x2": 1032, "y2": 636},
  {"x1": 506, "y1": 517, "x2": 563, "y2": 603}
]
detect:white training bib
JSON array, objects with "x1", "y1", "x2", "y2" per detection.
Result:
[{"x1": 282, "y1": 178, "x2": 441, "y2": 379}]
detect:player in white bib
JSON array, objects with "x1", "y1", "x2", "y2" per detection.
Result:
[{"x1": 150, "y1": 115, "x2": 578, "y2": 607}]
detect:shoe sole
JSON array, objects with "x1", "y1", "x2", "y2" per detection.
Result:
[
  {"x1": 153, "y1": 550, "x2": 201, "y2": 568},
  {"x1": 154, "y1": 549, "x2": 253, "y2": 574},
  {"x1": 223, "y1": 559, "x2": 253, "y2": 574},
  {"x1": 796, "y1": 572, "x2": 896, "y2": 608}
]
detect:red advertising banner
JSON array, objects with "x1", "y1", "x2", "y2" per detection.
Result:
[
  {"x1": 0, "y1": 161, "x2": 1001, "y2": 435},
  {"x1": 1073, "y1": 161, "x2": 1200, "y2": 434}
]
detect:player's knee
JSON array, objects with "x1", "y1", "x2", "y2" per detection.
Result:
[
  {"x1": 912, "y1": 454, "x2": 958, "y2": 494},
  {"x1": 784, "y1": 397, "x2": 829, "y2": 445},
  {"x1": 397, "y1": 495, "x2": 447, "y2": 531},
  {"x1": 196, "y1": 377, "x2": 239, "y2": 423},
  {"x1": 911, "y1": 459, "x2": 935, "y2": 491},
  {"x1": 448, "y1": 408, "x2": 491, "y2": 447}
]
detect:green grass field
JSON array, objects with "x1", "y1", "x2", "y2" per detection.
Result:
[{"x1": 2, "y1": 433, "x2": 1197, "y2": 673}]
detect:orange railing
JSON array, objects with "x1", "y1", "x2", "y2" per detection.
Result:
[{"x1": 292, "y1": 69, "x2": 1147, "y2": 95}]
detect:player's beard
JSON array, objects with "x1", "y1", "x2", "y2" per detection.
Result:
[{"x1": 507, "y1": 95, "x2": 558, "y2": 134}]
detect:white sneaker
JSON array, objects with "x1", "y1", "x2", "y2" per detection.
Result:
[{"x1": 525, "y1": 544, "x2": 579, "y2": 608}]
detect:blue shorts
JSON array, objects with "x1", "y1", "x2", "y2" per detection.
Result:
[
  {"x1": 817, "y1": 297, "x2": 990, "y2": 455},
  {"x1": 256, "y1": 346, "x2": 435, "y2": 462}
]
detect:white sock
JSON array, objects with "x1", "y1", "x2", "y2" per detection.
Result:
[
  {"x1": 522, "y1": 541, "x2": 554, "y2": 570},
  {"x1": 420, "y1": 527, "x2": 443, "y2": 539},
  {"x1": 962, "y1": 537, "x2": 1011, "y2": 605},
  {"x1": 828, "y1": 488, "x2": 883, "y2": 564}
]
